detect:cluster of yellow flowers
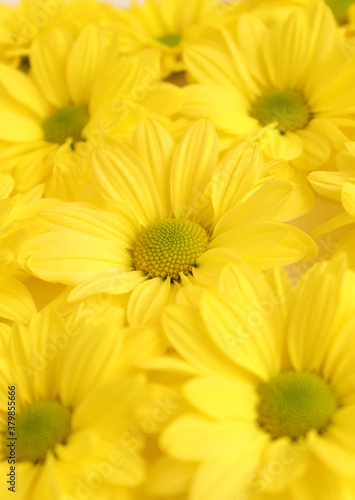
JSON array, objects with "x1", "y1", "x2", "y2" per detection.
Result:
[{"x1": 1, "y1": 0, "x2": 355, "y2": 499}]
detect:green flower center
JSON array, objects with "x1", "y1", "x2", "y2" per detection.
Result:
[
  {"x1": 43, "y1": 105, "x2": 89, "y2": 145},
  {"x1": 16, "y1": 401, "x2": 71, "y2": 463},
  {"x1": 133, "y1": 218, "x2": 209, "y2": 280},
  {"x1": 326, "y1": 0, "x2": 353, "y2": 23},
  {"x1": 157, "y1": 33, "x2": 182, "y2": 48},
  {"x1": 258, "y1": 372, "x2": 338, "y2": 440},
  {"x1": 250, "y1": 90, "x2": 310, "y2": 134}
]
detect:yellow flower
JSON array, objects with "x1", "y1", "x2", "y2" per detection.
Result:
[
  {"x1": 160, "y1": 259, "x2": 355, "y2": 500},
  {"x1": 182, "y1": 1, "x2": 353, "y2": 179},
  {"x1": 113, "y1": 0, "x2": 218, "y2": 76},
  {"x1": 0, "y1": 25, "x2": 183, "y2": 199},
  {"x1": 0, "y1": 0, "x2": 110, "y2": 68},
  {"x1": 18, "y1": 119, "x2": 316, "y2": 327},
  {"x1": 0, "y1": 308, "x2": 150, "y2": 500}
]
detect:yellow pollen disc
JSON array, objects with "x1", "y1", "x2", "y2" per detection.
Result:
[
  {"x1": 250, "y1": 90, "x2": 310, "y2": 134},
  {"x1": 16, "y1": 401, "x2": 72, "y2": 463},
  {"x1": 133, "y1": 218, "x2": 209, "y2": 280},
  {"x1": 326, "y1": 0, "x2": 353, "y2": 24},
  {"x1": 43, "y1": 105, "x2": 89, "y2": 145},
  {"x1": 157, "y1": 33, "x2": 182, "y2": 47},
  {"x1": 258, "y1": 372, "x2": 339, "y2": 440}
]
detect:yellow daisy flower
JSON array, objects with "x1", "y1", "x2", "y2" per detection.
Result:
[
  {"x1": 160, "y1": 259, "x2": 355, "y2": 500},
  {"x1": 0, "y1": 0, "x2": 110, "y2": 69},
  {"x1": 113, "y1": 0, "x2": 218, "y2": 76},
  {"x1": 18, "y1": 119, "x2": 316, "y2": 327},
  {"x1": 0, "y1": 25, "x2": 183, "y2": 199},
  {"x1": 182, "y1": 1, "x2": 353, "y2": 177},
  {"x1": 0, "y1": 307, "x2": 149, "y2": 499}
]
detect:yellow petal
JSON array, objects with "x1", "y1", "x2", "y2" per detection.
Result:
[
  {"x1": 132, "y1": 118, "x2": 175, "y2": 218},
  {"x1": 31, "y1": 29, "x2": 71, "y2": 108},
  {"x1": 127, "y1": 277, "x2": 171, "y2": 326},
  {"x1": 161, "y1": 413, "x2": 259, "y2": 461},
  {"x1": 184, "y1": 377, "x2": 257, "y2": 421},
  {"x1": 91, "y1": 138, "x2": 162, "y2": 226},
  {"x1": 0, "y1": 63, "x2": 48, "y2": 118},
  {"x1": 212, "y1": 142, "x2": 262, "y2": 219},
  {"x1": 22, "y1": 231, "x2": 130, "y2": 286},
  {"x1": 0, "y1": 278, "x2": 36, "y2": 323},
  {"x1": 67, "y1": 25, "x2": 102, "y2": 105},
  {"x1": 0, "y1": 110, "x2": 42, "y2": 141},
  {"x1": 171, "y1": 120, "x2": 218, "y2": 219}
]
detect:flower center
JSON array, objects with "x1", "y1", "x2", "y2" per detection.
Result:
[
  {"x1": 16, "y1": 401, "x2": 71, "y2": 462},
  {"x1": 326, "y1": 0, "x2": 353, "y2": 23},
  {"x1": 43, "y1": 105, "x2": 89, "y2": 145},
  {"x1": 157, "y1": 33, "x2": 182, "y2": 47},
  {"x1": 258, "y1": 372, "x2": 338, "y2": 440},
  {"x1": 250, "y1": 90, "x2": 310, "y2": 134},
  {"x1": 133, "y1": 218, "x2": 209, "y2": 280}
]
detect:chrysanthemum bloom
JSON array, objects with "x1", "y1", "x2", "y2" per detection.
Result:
[
  {"x1": 0, "y1": 308, "x2": 152, "y2": 499},
  {"x1": 0, "y1": 25, "x2": 183, "y2": 199},
  {"x1": 0, "y1": 0, "x2": 110, "y2": 69},
  {"x1": 18, "y1": 119, "x2": 316, "y2": 326},
  {"x1": 112, "y1": 0, "x2": 218, "y2": 76},
  {"x1": 309, "y1": 141, "x2": 355, "y2": 267},
  {"x1": 160, "y1": 259, "x2": 355, "y2": 500},
  {"x1": 182, "y1": 1, "x2": 354, "y2": 180}
]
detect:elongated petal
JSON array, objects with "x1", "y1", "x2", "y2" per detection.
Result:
[
  {"x1": 184, "y1": 377, "x2": 257, "y2": 422},
  {"x1": 0, "y1": 110, "x2": 43, "y2": 141},
  {"x1": 22, "y1": 231, "x2": 130, "y2": 286},
  {"x1": 200, "y1": 289, "x2": 280, "y2": 380},
  {"x1": 212, "y1": 142, "x2": 262, "y2": 219},
  {"x1": 31, "y1": 29, "x2": 72, "y2": 108},
  {"x1": 67, "y1": 25, "x2": 102, "y2": 105},
  {"x1": 92, "y1": 138, "x2": 161, "y2": 226},
  {"x1": 0, "y1": 63, "x2": 48, "y2": 117},
  {"x1": 161, "y1": 413, "x2": 260, "y2": 461},
  {"x1": 162, "y1": 304, "x2": 245, "y2": 380},
  {"x1": 0, "y1": 278, "x2": 36, "y2": 323},
  {"x1": 127, "y1": 277, "x2": 171, "y2": 326},
  {"x1": 171, "y1": 120, "x2": 218, "y2": 219},
  {"x1": 132, "y1": 118, "x2": 175, "y2": 218}
]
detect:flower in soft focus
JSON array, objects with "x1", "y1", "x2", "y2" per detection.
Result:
[
  {"x1": 181, "y1": 1, "x2": 354, "y2": 181},
  {"x1": 159, "y1": 259, "x2": 355, "y2": 500},
  {"x1": 0, "y1": 24, "x2": 183, "y2": 199},
  {"x1": 0, "y1": 0, "x2": 111, "y2": 69},
  {"x1": 0, "y1": 308, "x2": 151, "y2": 500},
  {"x1": 113, "y1": 0, "x2": 218, "y2": 76},
  {"x1": 17, "y1": 119, "x2": 316, "y2": 326}
]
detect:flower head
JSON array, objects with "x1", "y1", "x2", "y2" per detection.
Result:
[
  {"x1": 0, "y1": 25, "x2": 183, "y2": 199},
  {"x1": 159, "y1": 258, "x2": 355, "y2": 500},
  {"x1": 113, "y1": 0, "x2": 218, "y2": 76},
  {"x1": 181, "y1": 1, "x2": 353, "y2": 181},
  {"x1": 0, "y1": 308, "x2": 149, "y2": 499},
  {"x1": 19, "y1": 119, "x2": 316, "y2": 327}
]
